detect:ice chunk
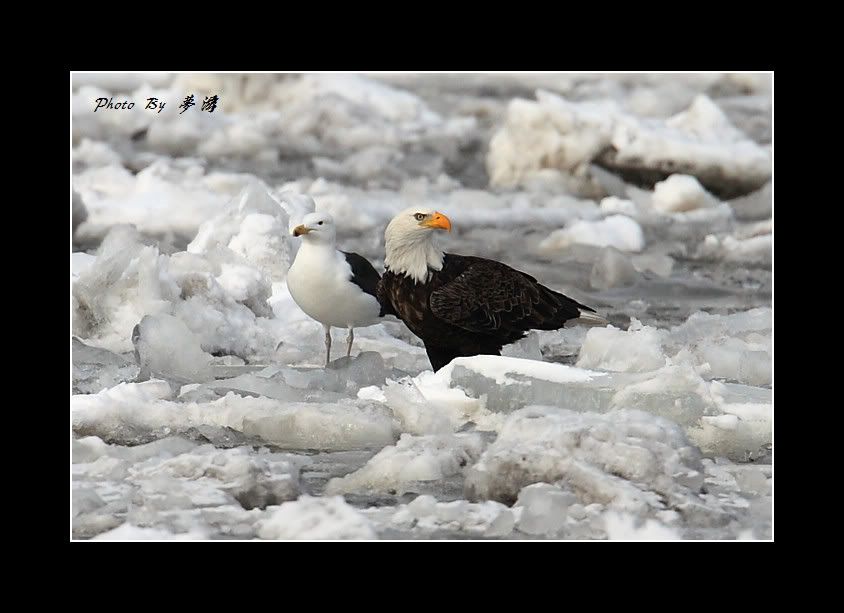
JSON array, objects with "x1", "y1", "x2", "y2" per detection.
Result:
[
  {"x1": 599, "y1": 196, "x2": 639, "y2": 216},
  {"x1": 464, "y1": 407, "x2": 716, "y2": 527},
  {"x1": 445, "y1": 356, "x2": 615, "y2": 414},
  {"x1": 73, "y1": 337, "x2": 140, "y2": 394},
  {"x1": 488, "y1": 90, "x2": 770, "y2": 198},
  {"x1": 577, "y1": 322, "x2": 667, "y2": 372},
  {"x1": 501, "y1": 331, "x2": 544, "y2": 361},
  {"x1": 324, "y1": 432, "x2": 486, "y2": 497},
  {"x1": 73, "y1": 159, "x2": 243, "y2": 236},
  {"x1": 73, "y1": 434, "x2": 303, "y2": 539},
  {"x1": 630, "y1": 253, "x2": 674, "y2": 277},
  {"x1": 697, "y1": 232, "x2": 771, "y2": 266},
  {"x1": 241, "y1": 401, "x2": 397, "y2": 451},
  {"x1": 590, "y1": 247, "x2": 641, "y2": 289},
  {"x1": 256, "y1": 495, "x2": 377, "y2": 540},
  {"x1": 382, "y1": 371, "x2": 483, "y2": 436},
  {"x1": 534, "y1": 327, "x2": 589, "y2": 362},
  {"x1": 134, "y1": 314, "x2": 213, "y2": 385},
  {"x1": 92, "y1": 524, "x2": 208, "y2": 540},
  {"x1": 197, "y1": 371, "x2": 346, "y2": 403},
  {"x1": 436, "y1": 354, "x2": 770, "y2": 461},
  {"x1": 72, "y1": 225, "x2": 178, "y2": 351},
  {"x1": 383, "y1": 495, "x2": 515, "y2": 538},
  {"x1": 575, "y1": 309, "x2": 771, "y2": 387},
  {"x1": 73, "y1": 435, "x2": 197, "y2": 466},
  {"x1": 128, "y1": 445, "x2": 305, "y2": 509},
  {"x1": 602, "y1": 512, "x2": 682, "y2": 540},
  {"x1": 539, "y1": 215, "x2": 645, "y2": 253},
  {"x1": 73, "y1": 219, "x2": 278, "y2": 359},
  {"x1": 188, "y1": 181, "x2": 294, "y2": 281},
  {"x1": 514, "y1": 483, "x2": 578, "y2": 536},
  {"x1": 688, "y1": 382, "x2": 772, "y2": 460},
  {"x1": 666, "y1": 308, "x2": 772, "y2": 386},
  {"x1": 73, "y1": 381, "x2": 398, "y2": 450},
  {"x1": 72, "y1": 252, "x2": 96, "y2": 280},
  {"x1": 327, "y1": 351, "x2": 390, "y2": 390},
  {"x1": 651, "y1": 174, "x2": 719, "y2": 213}
]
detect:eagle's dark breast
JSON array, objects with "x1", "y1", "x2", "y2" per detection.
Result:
[{"x1": 377, "y1": 253, "x2": 594, "y2": 370}]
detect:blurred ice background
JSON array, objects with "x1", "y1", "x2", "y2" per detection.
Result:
[{"x1": 71, "y1": 72, "x2": 772, "y2": 540}]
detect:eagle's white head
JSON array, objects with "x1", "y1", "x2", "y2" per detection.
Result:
[{"x1": 384, "y1": 207, "x2": 452, "y2": 283}]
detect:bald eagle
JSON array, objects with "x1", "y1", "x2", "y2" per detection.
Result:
[{"x1": 376, "y1": 208, "x2": 606, "y2": 371}]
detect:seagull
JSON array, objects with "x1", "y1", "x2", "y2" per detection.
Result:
[
  {"x1": 377, "y1": 207, "x2": 607, "y2": 371},
  {"x1": 286, "y1": 211, "x2": 387, "y2": 367}
]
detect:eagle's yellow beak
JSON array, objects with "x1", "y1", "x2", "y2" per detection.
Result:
[
  {"x1": 292, "y1": 224, "x2": 311, "y2": 237},
  {"x1": 423, "y1": 212, "x2": 452, "y2": 232}
]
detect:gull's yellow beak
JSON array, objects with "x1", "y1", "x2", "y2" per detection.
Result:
[
  {"x1": 423, "y1": 212, "x2": 452, "y2": 232},
  {"x1": 292, "y1": 224, "x2": 310, "y2": 237}
]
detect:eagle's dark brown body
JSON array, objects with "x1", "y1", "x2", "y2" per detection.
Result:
[{"x1": 377, "y1": 253, "x2": 596, "y2": 371}]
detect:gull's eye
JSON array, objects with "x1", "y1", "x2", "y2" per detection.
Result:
[
  {"x1": 318, "y1": 221, "x2": 324, "y2": 225},
  {"x1": 414, "y1": 213, "x2": 426, "y2": 221}
]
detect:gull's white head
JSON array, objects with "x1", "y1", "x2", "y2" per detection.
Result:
[
  {"x1": 292, "y1": 211, "x2": 336, "y2": 245},
  {"x1": 384, "y1": 207, "x2": 452, "y2": 283}
]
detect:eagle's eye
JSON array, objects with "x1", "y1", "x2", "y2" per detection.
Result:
[{"x1": 414, "y1": 213, "x2": 426, "y2": 221}]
